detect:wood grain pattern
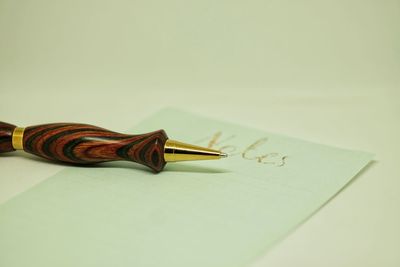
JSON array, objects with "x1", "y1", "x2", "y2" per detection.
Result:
[
  {"x1": 23, "y1": 123, "x2": 168, "y2": 172},
  {"x1": 0, "y1": 122, "x2": 16, "y2": 153}
]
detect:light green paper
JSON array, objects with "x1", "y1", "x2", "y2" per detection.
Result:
[{"x1": 0, "y1": 108, "x2": 372, "y2": 267}]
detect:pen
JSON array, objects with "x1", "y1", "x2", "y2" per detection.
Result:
[{"x1": 0, "y1": 122, "x2": 227, "y2": 173}]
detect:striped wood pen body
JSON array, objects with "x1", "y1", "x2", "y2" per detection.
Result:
[{"x1": 0, "y1": 121, "x2": 227, "y2": 172}]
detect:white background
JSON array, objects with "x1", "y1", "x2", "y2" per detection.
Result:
[{"x1": 1, "y1": 0, "x2": 399, "y2": 266}]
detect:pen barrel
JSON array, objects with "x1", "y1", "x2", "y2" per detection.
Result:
[
  {"x1": 1, "y1": 122, "x2": 168, "y2": 172},
  {"x1": 0, "y1": 122, "x2": 16, "y2": 153}
]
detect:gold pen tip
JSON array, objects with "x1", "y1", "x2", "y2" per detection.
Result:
[{"x1": 164, "y1": 139, "x2": 229, "y2": 162}]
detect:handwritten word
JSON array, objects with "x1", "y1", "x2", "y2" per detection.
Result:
[{"x1": 195, "y1": 132, "x2": 287, "y2": 167}]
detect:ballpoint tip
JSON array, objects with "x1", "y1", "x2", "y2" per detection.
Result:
[{"x1": 220, "y1": 152, "x2": 228, "y2": 158}]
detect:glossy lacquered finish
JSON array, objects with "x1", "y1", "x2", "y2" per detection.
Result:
[
  {"x1": 0, "y1": 122, "x2": 169, "y2": 172},
  {"x1": 0, "y1": 122, "x2": 16, "y2": 153}
]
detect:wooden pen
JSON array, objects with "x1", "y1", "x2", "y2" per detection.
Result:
[{"x1": 0, "y1": 122, "x2": 227, "y2": 173}]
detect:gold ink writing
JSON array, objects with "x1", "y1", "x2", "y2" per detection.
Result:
[{"x1": 196, "y1": 132, "x2": 287, "y2": 167}]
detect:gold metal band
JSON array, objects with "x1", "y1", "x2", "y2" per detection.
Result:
[{"x1": 12, "y1": 127, "x2": 25, "y2": 150}]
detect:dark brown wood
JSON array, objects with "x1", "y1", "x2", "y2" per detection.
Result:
[
  {"x1": 0, "y1": 122, "x2": 16, "y2": 153},
  {"x1": 20, "y1": 123, "x2": 168, "y2": 172}
]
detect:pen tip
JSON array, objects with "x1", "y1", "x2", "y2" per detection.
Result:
[{"x1": 220, "y1": 152, "x2": 228, "y2": 158}]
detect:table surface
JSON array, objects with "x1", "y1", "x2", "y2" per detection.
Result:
[{"x1": 1, "y1": 0, "x2": 399, "y2": 266}]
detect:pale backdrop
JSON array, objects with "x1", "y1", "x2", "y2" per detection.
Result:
[{"x1": 0, "y1": 0, "x2": 399, "y2": 266}]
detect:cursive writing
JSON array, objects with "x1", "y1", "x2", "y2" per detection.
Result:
[{"x1": 195, "y1": 131, "x2": 287, "y2": 167}]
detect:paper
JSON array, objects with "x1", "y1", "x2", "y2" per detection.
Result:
[{"x1": 0, "y1": 108, "x2": 372, "y2": 267}]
